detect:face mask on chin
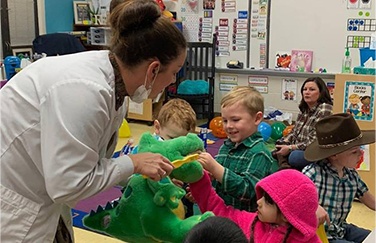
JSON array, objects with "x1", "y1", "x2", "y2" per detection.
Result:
[
  {"x1": 130, "y1": 67, "x2": 159, "y2": 104},
  {"x1": 152, "y1": 91, "x2": 163, "y2": 103}
]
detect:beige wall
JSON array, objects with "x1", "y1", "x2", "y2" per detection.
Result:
[{"x1": 214, "y1": 71, "x2": 335, "y2": 120}]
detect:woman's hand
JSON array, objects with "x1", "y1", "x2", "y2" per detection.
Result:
[
  {"x1": 275, "y1": 145, "x2": 292, "y2": 156},
  {"x1": 128, "y1": 153, "x2": 173, "y2": 181}
]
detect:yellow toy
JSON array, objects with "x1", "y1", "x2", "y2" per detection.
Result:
[
  {"x1": 118, "y1": 119, "x2": 131, "y2": 138},
  {"x1": 316, "y1": 224, "x2": 329, "y2": 243}
]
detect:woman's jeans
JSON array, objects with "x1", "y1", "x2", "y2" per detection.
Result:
[{"x1": 288, "y1": 150, "x2": 312, "y2": 171}]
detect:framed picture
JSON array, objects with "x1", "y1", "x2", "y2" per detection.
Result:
[
  {"x1": 12, "y1": 47, "x2": 33, "y2": 59},
  {"x1": 73, "y1": 1, "x2": 92, "y2": 25}
]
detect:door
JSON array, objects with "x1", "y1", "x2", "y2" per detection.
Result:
[{"x1": 1, "y1": 0, "x2": 39, "y2": 58}]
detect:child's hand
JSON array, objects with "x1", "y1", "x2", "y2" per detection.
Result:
[
  {"x1": 197, "y1": 152, "x2": 217, "y2": 173},
  {"x1": 198, "y1": 153, "x2": 225, "y2": 183},
  {"x1": 171, "y1": 178, "x2": 184, "y2": 188},
  {"x1": 184, "y1": 188, "x2": 196, "y2": 203},
  {"x1": 316, "y1": 205, "x2": 330, "y2": 226}
]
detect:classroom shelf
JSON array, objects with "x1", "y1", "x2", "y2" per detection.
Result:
[{"x1": 216, "y1": 68, "x2": 336, "y2": 79}]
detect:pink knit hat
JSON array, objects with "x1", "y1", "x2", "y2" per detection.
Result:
[{"x1": 256, "y1": 169, "x2": 318, "y2": 241}]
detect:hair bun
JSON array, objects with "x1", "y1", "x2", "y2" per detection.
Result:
[{"x1": 113, "y1": 0, "x2": 161, "y2": 36}]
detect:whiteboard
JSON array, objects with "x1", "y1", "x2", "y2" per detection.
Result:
[{"x1": 269, "y1": 0, "x2": 375, "y2": 73}]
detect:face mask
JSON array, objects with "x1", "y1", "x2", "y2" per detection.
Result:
[
  {"x1": 153, "y1": 92, "x2": 163, "y2": 103},
  {"x1": 130, "y1": 67, "x2": 159, "y2": 103}
]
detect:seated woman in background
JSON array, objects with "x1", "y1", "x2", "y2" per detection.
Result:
[{"x1": 275, "y1": 77, "x2": 333, "y2": 170}]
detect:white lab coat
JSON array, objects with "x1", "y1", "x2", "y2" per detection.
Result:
[{"x1": 0, "y1": 50, "x2": 134, "y2": 242}]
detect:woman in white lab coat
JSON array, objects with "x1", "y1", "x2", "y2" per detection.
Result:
[{"x1": 0, "y1": 0, "x2": 186, "y2": 242}]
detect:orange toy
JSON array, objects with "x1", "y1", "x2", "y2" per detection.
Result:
[
  {"x1": 209, "y1": 117, "x2": 227, "y2": 138},
  {"x1": 356, "y1": 149, "x2": 364, "y2": 169},
  {"x1": 282, "y1": 125, "x2": 294, "y2": 137}
]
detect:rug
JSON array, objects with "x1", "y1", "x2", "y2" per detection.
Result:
[{"x1": 72, "y1": 186, "x2": 123, "y2": 230}]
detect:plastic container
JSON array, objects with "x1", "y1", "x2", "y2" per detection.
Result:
[
  {"x1": 359, "y1": 47, "x2": 376, "y2": 66},
  {"x1": 342, "y1": 47, "x2": 352, "y2": 73},
  {"x1": 4, "y1": 56, "x2": 21, "y2": 80}
]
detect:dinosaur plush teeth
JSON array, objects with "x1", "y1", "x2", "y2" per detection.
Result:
[{"x1": 105, "y1": 202, "x2": 113, "y2": 210}]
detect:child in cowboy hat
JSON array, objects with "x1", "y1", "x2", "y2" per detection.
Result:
[{"x1": 303, "y1": 113, "x2": 375, "y2": 243}]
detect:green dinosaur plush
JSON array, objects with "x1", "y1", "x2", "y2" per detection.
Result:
[{"x1": 83, "y1": 132, "x2": 213, "y2": 243}]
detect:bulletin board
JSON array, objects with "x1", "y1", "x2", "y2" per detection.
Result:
[
  {"x1": 333, "y1": 74, "x2": 376, "y2": 195},
  {"x1": 175, "y1": 0, "x2": 270, "y2": 69},
  {"x1": 269, "y1": 0, "x2": 376, "y2": 73}
]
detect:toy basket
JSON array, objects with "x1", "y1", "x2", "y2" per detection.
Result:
[{"x1": 359, "y1": 47, "x2": 376, "y2": 66}]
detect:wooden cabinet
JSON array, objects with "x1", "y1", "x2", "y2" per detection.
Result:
[
  {"x1": 127, "y1": 94, "x2": 165, "y2": 124},
  {"x1": 127, "y1": 99, "x2": 153, "y2": 122},
  {"x1": 333, "y1": 74, "x2": 375, "y2": 195}
]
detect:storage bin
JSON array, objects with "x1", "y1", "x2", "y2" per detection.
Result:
[
  {"x1": 359, "y1": 47, "x2": 376, "y2": 66},
  {"x1": 4, "y1": 56, "x2": 20, "y2": 80}
]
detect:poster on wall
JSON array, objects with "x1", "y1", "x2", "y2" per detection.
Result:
[
  {"x1": 275, "y1": 51, "x2": 291, "y2": 70},
  {"x1": 343, "y1": 81, "x2": 374, "y2": 121},
  {"x1": 181, "y1": 0, "x2": 200, "y2": 42},
  {"x1": 281, "y1": 79, "x2": 297, "y2": 100},
  {"x1": 219, "y1": 74, "x2": 238, "y2": 91},
  {"x1": 249, "y1": 76, "x2": 268, "y2": 93}
]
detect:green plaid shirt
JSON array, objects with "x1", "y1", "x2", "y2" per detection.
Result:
[
  {"x1": 212, "y1": 132, "x2": 278, "y2": 212},
  {"x1": 303, "y1": 160, "x2": 368, "y2": 239},
  {"x1": 285, "y1": 103, "x2": 332, "y2": 150}
]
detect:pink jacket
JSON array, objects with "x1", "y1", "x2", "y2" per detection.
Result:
[{"x1": 190, "y1": 170, "x2": 321, "y2": 243}]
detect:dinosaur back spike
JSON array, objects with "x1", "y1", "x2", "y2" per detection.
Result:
[
  {"x1": 96, "y1": 205, "x2": 104, "y2": 213},
  {"x1": 89, "y1": 210, "x2": 96, "y2": 216}
]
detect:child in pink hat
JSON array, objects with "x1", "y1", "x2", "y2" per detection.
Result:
[{"x1": 187, "y1": 169, "x2": 321, "y2": 242}]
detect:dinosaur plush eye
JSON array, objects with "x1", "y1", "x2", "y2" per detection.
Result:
[{"x1": 102, "y1": 215, "x2": 111, "y2": 229}]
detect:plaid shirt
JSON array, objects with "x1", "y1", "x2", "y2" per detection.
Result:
[
  {"x1": 212, "y1": 132, "x2": 278, "y2": 212},
  {"x1": 303, "y1": 160, "x2": 368, "y2": 239},
  {"x1": 285, "y1": 103, "x2": 332, "y2": 150}
]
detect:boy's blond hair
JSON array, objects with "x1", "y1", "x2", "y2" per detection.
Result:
[
  {"x1": 221, "y1": 86, "x2": 264, "y2": 116},
  {"x1": 157, "y1": 98, "x2": 196, "y2": 132}
]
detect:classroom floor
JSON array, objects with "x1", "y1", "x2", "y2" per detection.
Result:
[{"x1": 73, "y1": 121, "x2": 376, "y2": 242}]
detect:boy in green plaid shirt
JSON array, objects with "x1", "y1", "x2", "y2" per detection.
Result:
[{"x1": 197, "y1": 86, "x2": 278, "y2": 212}]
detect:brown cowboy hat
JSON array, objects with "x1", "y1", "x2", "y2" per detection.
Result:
[{"x1": 305, "y1": 113, "x2": 375, "y2": 161}]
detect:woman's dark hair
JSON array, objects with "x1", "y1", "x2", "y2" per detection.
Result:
[
  {"x1": 184, "y1": 216, "x2": 248, "y2": 243},
  {"x1": 298, "y1": 77, "x2": 333, "y2": 112},
  {"x1": 108, "y1": 0, "x2": 187, "y2": 69},
  {"x1": 249, "y1": 191, "x2": 293, "y2": 243}
]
